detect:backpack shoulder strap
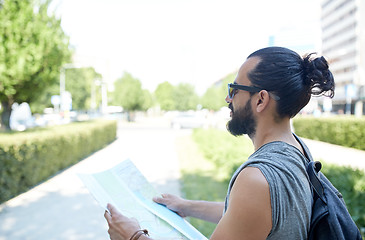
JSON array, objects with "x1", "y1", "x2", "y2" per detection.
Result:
[
  {"x1": 293, "y1": 133, "x2": 314, "y2": 162},
  {"x1": 292, "y1": 133, "x2": 326, "y2": 202},
  {"x1": 307, "y1": 161, "x2": 326, "y2": 203}
]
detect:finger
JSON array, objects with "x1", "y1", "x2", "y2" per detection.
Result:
[
  {"x1": 161, "y1": 193, "x2": 171, "y2": 198},
  {"x1": 104, "y1": 210, "x2": 112, "y2": 223},
  {"x1": 107, "y1": 203, "x2": 117, "y2": 215},
  {"x1": 106, "y1": 203, "x2": 131, "y2": 222},
  {"x1": 153, "y1": 196, "x2": 166, "y2": 205}
]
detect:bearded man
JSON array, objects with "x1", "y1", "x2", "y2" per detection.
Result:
[{"x1": 104, "y1": 47, "x2": 335, "y2": 240}]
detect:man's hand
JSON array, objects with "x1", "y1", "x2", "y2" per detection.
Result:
[
  {"x1": 104, "y1": 203, "x2": 141, "y2": 240},
  {"x1": 154, "y1": 194, "x2": 224, "y2": 223},
  {"x1": 153, "y1": 194, "x2": 188, "y2": 217}
]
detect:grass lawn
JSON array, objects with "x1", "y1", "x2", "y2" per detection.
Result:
[
  {"x1": 175, "y1": 134, "x2": 226, "y2": 237},
  {"x1": 175, "y1": 129, "x2": 254, "y2": 237}
]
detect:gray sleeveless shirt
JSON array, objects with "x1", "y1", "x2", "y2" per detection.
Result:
[{"x1": 224, "y1": 141, "x2": 312, "y2": 239}]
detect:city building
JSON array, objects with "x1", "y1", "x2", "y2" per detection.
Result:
[{"x1": 321, "y1": 0, "x2": 365, "y2": 115}]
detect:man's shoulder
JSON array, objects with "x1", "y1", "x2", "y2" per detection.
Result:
[
  {"x1": 234, "y1": 167, "x2": 269, "y2": 191},
  {"x1": 216, "y1": 167, "x2": 272, "y2": 239}
]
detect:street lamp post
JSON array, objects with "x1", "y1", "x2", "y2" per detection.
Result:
[
  {"x1": 93, "y1": 79, "x2": 108, "y2": 114},
  {"x1": 60, "y1": 67, "x2": 65, "y2": 102},
  {"x1": 101, "y1": 80, "x2": 108, "y2": 114}
]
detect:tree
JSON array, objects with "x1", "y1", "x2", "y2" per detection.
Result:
[
  {"x1": 65, "y1": 67, "x2": 102, "y2": 110},
  {"x1": 201, "y1": 86, "x2": 226, "y2": 111},
  {"x1": 0, "y1": 0, "x2": 72, "y2": 129},
  {"x1": 111, "y1": 72, "x2": 147, "y2": 112},
  {"x1": 155, "y1": 82, "x2": 199, "y2": 111},
  {"x1": 29, "y1": 83, "x2": 59, "y2": 113},
  {"x1": 141, "y1": 89, "x2": 153, "y2": 111},
  {"x1": 154, "y1": 81, "x2": 175, "y2": 111},
  {"x1": 173, "y1": 83, "x2": 199, "y2": 111},
  {"x1": 201, "y1": 72, "x2": 237, "y2": 111}
]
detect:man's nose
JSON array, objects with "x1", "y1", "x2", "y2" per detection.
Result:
[{"x1": 225, "y1": 95, "x2": 232, "y2": 103}]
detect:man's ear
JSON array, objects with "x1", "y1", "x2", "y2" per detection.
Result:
[{"x1": 255, "y1": 90, "x2": 270, "y2": 113}]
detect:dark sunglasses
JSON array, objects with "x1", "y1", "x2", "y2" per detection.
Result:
[{"x1": 227, "y1": 83, "x2": 280, "y2": 100}]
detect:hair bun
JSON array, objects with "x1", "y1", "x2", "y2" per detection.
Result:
[{"x1": 302, "y1": 53, "x2": 335, "y2": 97}]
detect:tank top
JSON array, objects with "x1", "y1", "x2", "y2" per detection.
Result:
[{"x1": 224, "y1": 140, "x2": 312, "y2": 239}]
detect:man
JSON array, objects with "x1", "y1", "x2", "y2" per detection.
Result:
[{"x1": 104, "y1": 46, "x2": 335, "y2": 240}]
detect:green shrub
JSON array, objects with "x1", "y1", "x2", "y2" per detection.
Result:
[
  {"x1": 0, "y1": 120, "x2": 117, "y2": 203},
  {"x1": 192, "y1": 129, "x2": 254, "y2": 181},
  {"x1": 321, "y1": 162, "x2": 365, "y2": 236},
  {"x1": 292, "y1": 116, "x2": 365, "y2": 151}
]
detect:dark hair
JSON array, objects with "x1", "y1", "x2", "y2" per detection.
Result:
[{"x1": 247, "y1": 47, "x2": 335, "y2": 118}]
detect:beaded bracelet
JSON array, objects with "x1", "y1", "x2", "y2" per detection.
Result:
[{"x1": 129, "y1": 229, "x2": 149, "y2": 240}]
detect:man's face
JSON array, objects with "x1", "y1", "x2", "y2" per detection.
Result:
[
  {"x1": 226, "y1": 57, "x2": 259, "y2": 137},
  {"x1": 227, "y1": 97, "x2": 257, "y2": 137}
]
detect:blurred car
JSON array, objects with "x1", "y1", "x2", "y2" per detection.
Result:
[{"x1": 170, "y1": 112, "x2": 207, "y2": 129}]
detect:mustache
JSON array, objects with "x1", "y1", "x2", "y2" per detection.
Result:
[{"x1": 228, "y1": 103, "x2": 233, "y2": 112}]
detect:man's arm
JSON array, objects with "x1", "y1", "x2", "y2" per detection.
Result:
[
  {"x1": 104, "y1": 167, "x2": 271, "y2": 240},
  {"x1": 153, "y1": 194, "x2": 224, "y2": 224},
  {"x1": 210, "y1": 167, "x2": 272, "y2": 240},
  {"x1": 104, "y1": 197, "x2": 223, "y2": 240}
]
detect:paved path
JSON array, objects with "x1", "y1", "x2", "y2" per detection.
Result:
[
  {"x1": 0, "y1": 118, "x2": 186, "y2": 240},
  {"x1": 302, "y1": 138, "x2": 365, "y2": 171}
]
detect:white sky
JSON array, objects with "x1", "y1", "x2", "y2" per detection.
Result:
[{"x1": 52, "y1": 0, "x2": 321, "y2": 95}]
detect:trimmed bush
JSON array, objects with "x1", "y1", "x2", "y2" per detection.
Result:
[
  {"x1": 292, "y1": 116, "x2": 365, "y2": 151},
  {"x1": 0, "y1": 120, "x2": 117, "y2": 203},
  {"x1": 192, "y1": 128, "x2": 254, "y2": 181},
  {"x1": 321, "y1": 162, "x2": 365, "y2": 236}
]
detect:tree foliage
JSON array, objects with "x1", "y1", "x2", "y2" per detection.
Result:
[
  {"x1": 29, "y1": 83, "x2": 59, "y2": 113},
  {"x1": 155, "y1": 82, "x2": 199, "y2": 111},
  {"x1": 111, "y1": 72, "x2": 152, "y2": 112},
  {"x1": 201, "y1": 72, "x2": 236, "y2": 111},
  {"x1": 29, "y1": 67, "x2": 102, "y2": 113},
  {"x1": 154, "y1": 81, "x2": 175, "y2": 111},
  {"x1": 155, "y1": 72, "x2": 237, "y2": 112},
  {"x1": 141, "y1": 89, "x2": 153, "y2": 111},
  {"x1": 201, "y1": 86, "x2": 225, "y2": 111},
  {"x1": 0, "y1": 0, "x2": 72, "y2": 129},
  {"x1": 173, "y1": 83, "x2": 199, "y2": 111},
  {"x1": 65, "y1": 67, "x2": 102, "y2": 110}
]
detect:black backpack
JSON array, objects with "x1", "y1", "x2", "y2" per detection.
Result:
[
  {"x1": 294, "y1": 134, "x2": 362, "y2": 239},
  {"x1": 306, "y1": 161, "x2": 362, "y2": 239}
]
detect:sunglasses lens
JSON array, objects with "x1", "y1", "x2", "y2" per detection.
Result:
[{"x1": 228, "y1": 86, "x2": 235, "y2": 99}]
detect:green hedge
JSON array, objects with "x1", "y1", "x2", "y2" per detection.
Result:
[
  {"x1": 192, "y1": 129, "x2": 254, "y2": 181},
  {"x1": 0, "y1": 120, "x2": 117, "y2": 203},
  {"x1": 320, "y1": 162, "x2": 365, "y2": 235},
  {"x1": 292, "y1": 116, "x2": 365, "y2": 151}
]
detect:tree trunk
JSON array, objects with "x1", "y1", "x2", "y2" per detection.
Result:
[{"x1": 1, "y1": 101, "x2": 12, "y2": 131}]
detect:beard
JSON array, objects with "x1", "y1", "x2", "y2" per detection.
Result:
[{"x1": 227, "y1": 99, "x2": 257, "y2": 137}]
